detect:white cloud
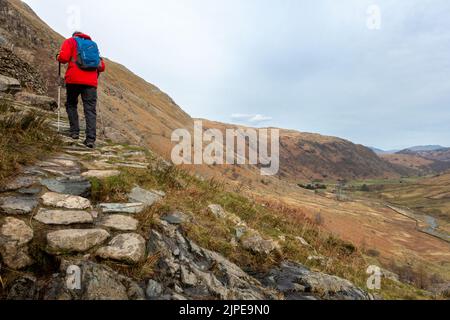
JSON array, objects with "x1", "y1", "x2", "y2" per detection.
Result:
[{"x1": 231, "y1": 113, "x2": 273, "y2": 124}]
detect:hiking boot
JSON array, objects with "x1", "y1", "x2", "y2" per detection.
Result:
[
  {"x1": 70, "y1": 134, "x2": 80, "y2": 140},
  {"x1": 83, "y1": 140, "x2": 95, "y2": 149}
]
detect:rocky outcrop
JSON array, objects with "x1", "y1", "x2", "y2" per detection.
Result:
[
  {"x1": 147, "y1": 220, "x2": 277, "y2": 300},
  {"x1": 0, "y1": 47, "x2": 46, "y2": 94},
  {"x1": 263, "y1": 262, "x2": 370, "y2": 300}
]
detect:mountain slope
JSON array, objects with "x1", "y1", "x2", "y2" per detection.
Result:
[
  {"x1": 1, "y1": 0, "x2": 413, "y2": 182},
  {"x1": 0, "y1": 0, "x2": 193, "y2": 158}
]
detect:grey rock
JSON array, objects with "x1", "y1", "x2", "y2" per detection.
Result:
[
  {"x1": 128, "y1": 187, "x2": 164, "y2": 207},
  {"x1": 208, "y1": 204, "x2": 227, "y2": 219},
  {"x1": 34, "y1": 208, "x2": 94, "y2": 225},
  {"x1": 47, "y1": 229, "x2": 110, "y2": 253},
  {"x1": 1, "y1": 175, "x2": 37, "y2": 192},
  {"x1": 42, "y1": 260, "x2": 145, "y2": 300},
  {"x1": 15, "y1": 92, "x2": 58, "y2": 111},
  {"x1": 96, "y1": 233, "x2": 146, "y2": 264},
  {"x1": 100, "y1": 203, "x2": 144, "y2": 214},
  {"x1": 0, "y1": 196, "x2": 38, "y2": 215},
  {"x1": 41, "y1": 192, "x2": 91, "y2": 210},
  {"x1": 161, "y1": 211, "x2": 189, "y2": 225},
  {"x1": 41, "y1": 177, "x2": 91, "y2": 197},
  {"x1": 263, "y1": 262, "x2": 370, "y2": 300},
  {"x1": 147, "y1": 220, "x2": 277, "y2": 300},
  {"x1": 0, "y1": 217, "x2": 34, "y2": 269},
  {"x1": 0, "y1": 75, "x2": 21, "y2": 94},
  {"x1": 18, "y1": 187, "x2": 41, "y2": 195},
  {"x1": 241, "y1": 233, "x2": 280, "y2": 255},
  {"x1": 146, "y1": 280, "x2": 164, "y2": 299},
  {"x1": 98, "y1": 215, "x2": 139, "y2": 231}
]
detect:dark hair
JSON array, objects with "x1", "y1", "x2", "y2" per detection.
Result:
[{"x1": 72, "y1": 31, "x2": 83, "y2": 37}]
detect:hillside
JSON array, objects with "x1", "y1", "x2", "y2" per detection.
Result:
[
  {"x1": 0, "y1": 0, "x2": 412, "y2": 182},
  {"x1": 382, "y1": 148, "x2": 450, "y2": 175}
]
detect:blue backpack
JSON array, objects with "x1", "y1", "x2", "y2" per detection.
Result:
[{"x1": 74, "y1": 37, "x2": 101, "y2": 71}]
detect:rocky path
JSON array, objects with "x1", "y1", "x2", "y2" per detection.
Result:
[{"x1": 0, "y1": 77, "x2": 371, "y2": 300}]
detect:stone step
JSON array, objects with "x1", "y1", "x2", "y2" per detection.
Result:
[
  {"x1": 99, "y1": 203, "x2": 145, "y2": 214},
  {"x1": 96, "y1": 233, "x2": 146, "y2": 264},
  {"x1": 97, "y1": 215, "x2": 139, "y2": 231},
  {"x1": 34, "y1": 208, "x2": 94, "y2": 225},
  {"x1": 41, "y1": 192, "x2": 91, "y2": 210},
  {"x1": 46, "y1": 229, "x2": 110, "y2": 254}
]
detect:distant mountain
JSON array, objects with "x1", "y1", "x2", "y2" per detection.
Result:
[
  {"x1": 381, "y1": 145, "x2": 450, "y2": 175},
  {"x1": 400, "y1": 145, "x2": 447, "y2": 153},
  {"x1": 369, "y1": 147, "x2": 400, "y2": 155}
]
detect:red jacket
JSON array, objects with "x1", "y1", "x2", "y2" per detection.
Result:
[{"x1": 57, "y1": 33, "x2": 106, "y2": 87}]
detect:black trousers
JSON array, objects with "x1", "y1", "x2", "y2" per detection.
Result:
[{"x1": 65, "y1": 84, "x2": 97, "y2": 143}]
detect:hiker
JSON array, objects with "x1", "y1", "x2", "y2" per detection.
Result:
[{"x1": 56, "y1": 31, "x2": 106, "y2": 149}]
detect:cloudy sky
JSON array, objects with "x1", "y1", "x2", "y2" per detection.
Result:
[{"x1": 23, "y1": 0, "x2": 450, "y2": 150}]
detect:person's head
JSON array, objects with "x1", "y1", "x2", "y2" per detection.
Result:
[{"x1": 72, "y1": 31, "x2": 83, "y2": 37}]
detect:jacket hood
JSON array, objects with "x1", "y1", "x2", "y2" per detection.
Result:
[{"x1": 73, "y1": 33, "x2": 92, "y2": 40}]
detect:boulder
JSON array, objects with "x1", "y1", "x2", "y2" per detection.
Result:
[
  {"x1": 0, "y1": 74, "x2": 21, "y2": 94},
  {"x1": 147, "y1": 220, "x2": 277, "y2": 300},
  {"x1": 47, "y1": 229, "x2": 110, "y2": 253},
  {"x1": 42, "y1": 260, "x2": 145, "y2": 300},
  {"x1": 14, "y1": 92, "x2": 57, "y2": 111},
  {"x1": 96, "y1": 233, "x2": 146, "y2": 264},
  {"x1": 263, "y1": 262, "x2": 370, "y2": 300},
  {"x1": 0, "y1": 217, "x2": 34, "y2": 269},
  {"x1": 98, "y1": 215, "x2": 139, "y2": 231},
  {"x1": 0, "y1": 196, "x2": 38, "y2": 215},
  {"x1": 41, "y1": 192, "x2": 91, "y2": 210},
  {"x1": 34, "y1": 209, "x2": 94, "y2": 225}
]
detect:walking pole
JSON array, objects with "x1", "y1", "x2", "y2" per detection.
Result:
[{"x1": 57, "y1": 62, "x2": 61, "y2": 132}]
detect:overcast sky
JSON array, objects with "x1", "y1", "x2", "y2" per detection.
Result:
[{"x1": 23, "y1": 0, "x2": 450, "y2": 150}]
